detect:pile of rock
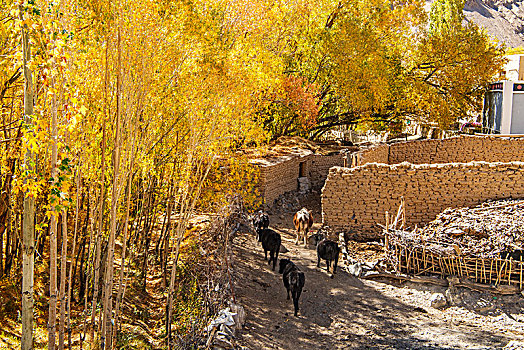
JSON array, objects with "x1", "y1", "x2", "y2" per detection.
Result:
[
  {"x1": 205, "y1": 303, "x2": 246, "y2": 350},
  {"x1": 417, "y1": 199, "x2": 524, "y2": 258}
]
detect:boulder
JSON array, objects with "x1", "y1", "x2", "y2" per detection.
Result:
[
  {"x1": 346, "y1": 261, "x2": 362, "y2": 277},
  {"x1": 503, "y1": 341, "x2": 524, "y2": 350},
  {"x1": 430, "y1": 293, "x2": 447, "y2": 309}
]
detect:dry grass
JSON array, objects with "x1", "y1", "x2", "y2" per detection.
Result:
[{"x1": 0, "y1": 214, "x2": 230, "y2": 350}]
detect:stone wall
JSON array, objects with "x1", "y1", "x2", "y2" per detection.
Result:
[
  {"x1": 355, "y1": 135, "x2": 524, "y2": 166},
  {"x1": 254, "y1": 151, "x2": 348, "y2": 207},
  {"x1": 256, "y1": 154, "x2": 309, "y2": 207},
  {"x1": 322, "y1": 162, "x2": 524, "y2": 240},
  {"x1": 309, "y1": 153, "x2": 347, "y2": 189},
  {"x1": 357, "y1": 144, "x2": 389, "y2": 165}
]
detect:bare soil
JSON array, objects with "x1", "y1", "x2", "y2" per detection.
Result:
[{"x1": 233, "y1": 194, "x2": 524, "y2": 349}]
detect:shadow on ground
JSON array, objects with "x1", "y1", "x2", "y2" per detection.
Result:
[{"x1": 233, "y1": 229, "x2": 510, "y2": 350}]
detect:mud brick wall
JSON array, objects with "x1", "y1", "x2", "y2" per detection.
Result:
[
  {"x1": 257, "y1": 155, "x2": 307, "y2": 206},
  {"x1": 254, "y1": 152, "x2": 347, "y2": 206},
  {"x1": 357, "y1": 136, "x2": 524, "y2": 166},
  {"x1": 309, "y1": 153, "x2": 347, "y2": 189},
  {"x1": 322, "y1": 162, "x2": 524, "y2": 240},
  {"x1": 357, "y1": 144, "x2": 389, "y2": 165}
]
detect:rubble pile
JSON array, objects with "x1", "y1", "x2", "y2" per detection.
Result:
[
  {"x1": 415, "y1": 199, "x2": 524, "y2": 258},
  {"x1": 382, "y1": 199, "x2": 524, "y2": 290},
  {"x1": 205, "y1": 303, "x2": 245, "y2": 349}
]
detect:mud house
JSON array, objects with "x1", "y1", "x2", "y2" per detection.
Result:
[
  {"x1": 322, "y1": 135, "x2": 524, "y2": 240},
  {"x1": 250, "y1": 144, "x2": 355, "y2": 207}
]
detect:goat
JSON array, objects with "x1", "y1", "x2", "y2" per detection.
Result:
[
  {"x1": 279, "y1": 259, "x2": 305, "y2": 317},
  {"x1": 316, "y1": 238, "x2": 340, "y2": 277},
  {"x1": 257, "y1": 228, "x2": 281, "y2": 271},
  {"x1": 252, "y1": 210, "x2": 269, "y2": 231},
  {"x1": 252, "y1": 210, "x2": 269, "y2": 240},
  {"x1": 308, "y1": 232, "x2": 325, "y2": 247},
  {"x1": 293, "y1": 208, "x2": 313, "y2": 247}
]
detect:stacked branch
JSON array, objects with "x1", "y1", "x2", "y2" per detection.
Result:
[{"x1": 383, "y1": 198, "x2": 524, "y2": 289}]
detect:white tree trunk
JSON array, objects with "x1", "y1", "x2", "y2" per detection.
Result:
[
  {"x1": 20, "y1": 4, "x2": 35, "y2": 349},
  {"x1": 90, "y1": 122, "x2": 106, "y2": 346},
  {"x1": 90, "y1": 36, "x2": 109, "y2": 346},
  {"x1": 67, "y1": 166, "x2": 81, "y2": 350},
  {"x1": 59, "y1": 209, "x2": 68, "y2": 349},
  {"x1": 102, "y1": 24, "x2": 122, "y2": 349},
  {"x1": 48, "y1": 77, "x2": 59, "y2": 350}
]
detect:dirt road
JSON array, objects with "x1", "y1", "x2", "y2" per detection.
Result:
[{"x1": 233, "y1": 204, "x2": 520, "y2": 349}]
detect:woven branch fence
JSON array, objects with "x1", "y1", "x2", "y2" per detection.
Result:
[
  {"x1": 382, "y1": 197, "x2": 524, "y2": 290},
  {"x1": 384, "y1": 236, "x2": 524, "y2": 288}
]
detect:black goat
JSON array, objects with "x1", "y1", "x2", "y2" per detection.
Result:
[
  {"x1": 257, "y1": 228, "x2": 281, "y2": 271},
  {"x1": 279, "y1": 259, "x2": 305, "y2": 317},
  {"x1": 316, "y1": 238, "x2": 340, "y2": 276},
  {"x1": 308, "y1": 232, "x2": 325, "y2": 246},
  {"x1": 252, "y1": 211, "x2": 269, "y2": 239}
]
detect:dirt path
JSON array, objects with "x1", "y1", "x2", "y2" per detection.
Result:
[{"x1": 232, "y1": 198, "x2": 520, "y2": 349}]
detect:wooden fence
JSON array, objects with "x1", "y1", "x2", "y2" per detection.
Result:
[{"x1": 385, "y1": 237, "x2": 524, "y2": 289}]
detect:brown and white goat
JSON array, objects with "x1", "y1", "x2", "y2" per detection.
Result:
[{"x1": 293, "y1": 208, "x2": 313, "y2": 247}]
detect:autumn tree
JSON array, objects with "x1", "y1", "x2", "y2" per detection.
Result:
[
  {"x1": 267, "y1": 0, "x2": 504, "y2": 136},
  {"x1": 0, "y1": 0, "x2": 509, "y2": 349},
  {"x1": 256, "y1": 76, "x2": 320, "y2": 140},
  {"x1": 405, "y1": 0, "x2": 506, "y2": 128}
]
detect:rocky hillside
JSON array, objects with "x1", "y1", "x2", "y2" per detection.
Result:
[
  {"x1": 465, "y1": 0, "x2": 524, "y2": 48},
  {"x1": 426, "y1": 0, "x2": 524, "y2": 48}
]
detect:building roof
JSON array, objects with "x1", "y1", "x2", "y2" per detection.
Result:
[{"x1": 244, "y1": 136, "x2": 356, "y2": 166}]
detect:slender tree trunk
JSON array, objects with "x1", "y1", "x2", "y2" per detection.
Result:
[
  {"x1": 48, "y1": 84, "x2": 59, "y2": 350},
  {"x1": 137, "y1": 179, "x2": 150, "y2": 255},
  {"x1": 67, "y1": 166, "x2": 81, "y2": 350},
  {"x1": 90, "y1": 125, "x2": 106, "y2": 346},
  {"x1": 5, "y1": 212, "x2": 12, "y2": 273},
  {"x1": 111, "y1": 162, "x2": 134, "y2": 346},
  {"x1": 160, "y1": 174, "x2": 175, "y2": 289},
  {"x1": 81, "y1": 187, "x2": 96, "y2": 350},
  {"x1": 101, "y1": 23, "x2": 122, "y2": 350},
  {"x1": 77, "y1": 236, "x2": 86, "y2": 302},
  {"x1": 156, "y1": 205, "x2": 168, "y2": 260},
  {"x1": 20, "y1": 4, "x2": 35, "y2": 349},
  {"x1": 140, "y1": 177, "x2": 156, "y2": 292},
  {"x1": 0, "y1": 208, "x2": 4, "y2": 276},
  {"x1": 59, "y1": 209, "x2": 68, "y2": 349},
  {"x1": 73, "y1": 198, "x2": 90, "y2": 302},
  {"x1": 166, "y1": 229, "x2": 183, "y2": 350},
  {"x1": 132, "y1": 182, "x2": 145, "y2": 246},
  {"x1": 90, "y1": 35, "x2": 109, "y2": 345}
]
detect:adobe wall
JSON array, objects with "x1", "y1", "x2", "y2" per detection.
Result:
[
  {"x1": 322, "y1": 162, "x2": 524, "y2": 240},
  {"x1": 357, "y1": 144, "x2": 389, "y2": 165},
  {"x1": 256, "y1": 154, "x2": 309, "y2": 206},
  {"x1": 389, "y1": 136, "x2": 524, "y2": 164},
  {"x1": 309, "y1": 153, "x2": 347, "y2": 189},
  {"x1": 254, "y1": 152, "x2": 347, "y2": 206},
  {"x1": 355, "y1": 135, "x2": 524, "y2": 166}
]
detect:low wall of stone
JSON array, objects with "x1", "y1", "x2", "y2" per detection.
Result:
[
  {"x1": 256, "y1": 154, "x2": 309, "y2": 206},
  {"x1": 254, "y1": 152, "x2": 348, "y2": 206},
  {"x1": 355, "y1": 136, "x2": 524, "y2": 166},
  {"x1": 357, "y1": 144, "x2": 389, "y2": 165},
  {"x1": 309, "y1": 153, "x2": 347, "y2": 189},
  {"x1": 322, "y1": 161, "x2": 524, "y2": 240}
]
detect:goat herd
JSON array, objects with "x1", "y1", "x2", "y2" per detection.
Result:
[{"x1": 251, "y1": 208, "x2": 340, "y2": 317}]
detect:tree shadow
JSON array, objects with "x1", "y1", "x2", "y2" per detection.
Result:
[{"x1": 233, "y1": 234, "x2": 511, "y2": 350}]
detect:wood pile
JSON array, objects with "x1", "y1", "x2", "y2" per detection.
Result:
[{"x1": 384, "y1": 199, "x2": 524, "y2": 289}]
